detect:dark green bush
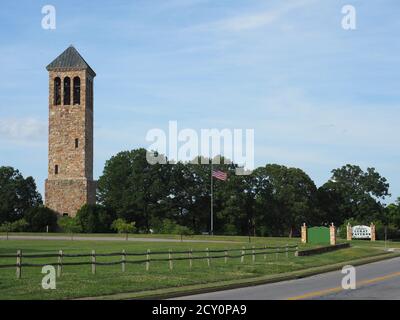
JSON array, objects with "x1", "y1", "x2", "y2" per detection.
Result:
[
  {"x1": 24, "y1": 206, "x2": 58, "y2": 232},
  {"x1": 76, "y1": 204, "x2": 115, "y2": 233}
]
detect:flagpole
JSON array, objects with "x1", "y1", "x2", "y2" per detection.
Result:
[{"x1": 210, "y1": 160, "x2": 213, "y2": 236}]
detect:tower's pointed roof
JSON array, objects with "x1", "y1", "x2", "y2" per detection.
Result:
[{"x1": 46, "y1": 45, "x2": 96, "y2": 76}]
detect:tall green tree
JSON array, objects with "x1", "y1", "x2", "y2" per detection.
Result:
[
  {"x1": 97, "y1": 149, "x2": 171, "y2": 232},
  {"x1": 0, "y1": 166, "x2": 42, "y2": 223},
  {"x1": 260, "y1": 164, "x2": 318, "y2": 237},
  {"x1": 218, "y1": 167, "x2": 271, "y2": 236},
  {"x1": 96, "y1": 147, "x2": 396, "y2": 238},
  {"x1": 166, "y1": 161, "x2": 210, "y2": 232},
  {"x1": 385, "y1": 197, "x2": 400, "y2": 228},
  {"x1": 318, "y1": 164, "x2": 390, "y2": 224}
]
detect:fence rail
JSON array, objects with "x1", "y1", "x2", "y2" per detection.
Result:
[
  {"x1": 0, "y1": 244, "x2": 299, "y2": 279},
  {"x1": 0, "y1": 245, "x2": 297, "y2": 259}
]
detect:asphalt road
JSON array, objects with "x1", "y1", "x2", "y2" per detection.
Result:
[{"x1": 174, "y1": 256, "x2": 400, "y2": 300}]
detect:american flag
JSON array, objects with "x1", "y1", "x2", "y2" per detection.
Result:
[{"x1": 212, "y1": 170, "x2": 227, "y2": 181}]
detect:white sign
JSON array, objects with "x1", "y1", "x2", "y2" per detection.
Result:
[{"x1": 352, "y1": 225, "x2": 371, "y2": 239}]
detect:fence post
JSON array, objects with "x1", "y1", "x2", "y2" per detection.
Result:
[
  {"x1": 169, "y1": 249, "x2": 173, "y2": 271},
  {"x1": 224, "y1": 249, "x2": 228, "y2": 264},
  {"x1": 146, "y1": 249, "x2": 150, "y2": 271},
  {"x1": 241, "y1": 247, "x2": 245, "y2": 263},
  {"x1": 121, "y1": 249, "x2": 126, "y2": 272},
  {"x1": 16, "y1": 250, "x2": 21, "y2": 279},
  {"x1": 206, "y1": 248, "x2": 210, "y2": 267},
  {"x1": 252, "y1": 246, "x2": 255, "y2": 263},
  {"x1": 91, "y1": 250, "x2": 96, "y2": 275},
  {"x1": 189, "y1": 249, "x2": 193, "y2": 270},
  {"x1": 57, "y1": 250, "x2": 63, "y2": 277},
  {"x1": 264, "y1": 244, "x2": 267, "y2": 261},
  {"x1": 295, "y1": 245, "x2": 299, "y2": 257},
  {"x1": 286, "y1": 244, "x2": 289, "y2": 258}
]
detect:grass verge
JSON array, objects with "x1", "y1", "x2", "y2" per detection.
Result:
[
  {"x1": 80, "y1": 251, "x2": 400, "y2": 300},
  {"x1": 0, "y1": 237, "x2": 391, "y2": 300}
]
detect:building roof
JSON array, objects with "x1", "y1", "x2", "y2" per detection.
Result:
[{"x1": 46, "y1": 45, "x2": 96, "y2": 76}]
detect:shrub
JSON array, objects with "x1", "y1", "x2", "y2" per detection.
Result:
[
  {"x1": 24, "y1": 206, "x2": 58, "y2": 232},
  {"x1": 160, "y1": 219, "x2": 177, "y2": 234},
  {"x1": 58, "y1": 216, "x2": 82, "y2": 239},
  {"x1": 373, "y1": 221, "x2": 400, "y2": 240},
  {"x1": 156, "y1": 219, "x2": 180, "y2": 234},
  {"x1": 224, "y1": 223, "x2": 238, "y2": 236},
  {"x1": 10, "y1": 219, "x2": 28, "y2": 232},
  {"x1": 0, "y1": 222, "x2": 12, "y2": 233},
  {"x1": 175, "y1": 225, "x2": 194, "y2": 241},
  {"x1": 76, "y1": 204, "x2": 114, "y2": 233},
  {"x1": 152, "y1": 218, "x2": 194, "y2": 237},
  {"x1": 111, "y1": 218, "x2": 136, "y2": 240},
  {"x1": 0, "y1": 219, "x2": 30, "y2": 240}
]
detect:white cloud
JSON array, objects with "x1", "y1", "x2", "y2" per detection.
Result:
[
  {"x1": 161, "y1": 0, "x2": 210, "y2": 9},
  {"x1": 191, "y1": 0, "x2": 315, "y2": 32},
  {"x1": 213, "y1": 11, "x2": 279, "y2": 32},
  {"x1": 0, "y1": 117, "x2": 46, "y2": 142}
]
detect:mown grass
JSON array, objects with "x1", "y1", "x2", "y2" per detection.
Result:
[
  {"x1": 0, "y1": 236, "x2": 387, "y2": 300},
  {"x1": 346, "y1": 239, "x2": 400, "y2": 248},
  {"x1": 0, "y1": 232, "x2": 304, "y2": 244}
]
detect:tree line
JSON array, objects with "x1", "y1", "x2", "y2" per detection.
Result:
[{"x1": 1, "y1": 148, "x2": 399, "y2": 239}]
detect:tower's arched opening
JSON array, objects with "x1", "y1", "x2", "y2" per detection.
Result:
[
  {"x1": 73, "y1": 76, "x2": 80, "y2": 105},
  {"x1": 54, "y1": 77, "x2": 61, "y2": 105},
  {"x1": 63, "y1": 77, "x2": 71, "y2": 105}
]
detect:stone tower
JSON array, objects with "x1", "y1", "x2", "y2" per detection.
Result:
[{"x1": 45, "y1": 46, "x2": 96, "y2": 217}]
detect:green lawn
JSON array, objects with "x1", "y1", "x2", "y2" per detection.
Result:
[
  {"x1": 0, "y1": 232, "x2": 304, "y2": 244},
  {"x1": 346, "y1": 239, "x2": 400, "y2": 248},
  {"x1": 0, "y1": 235, "x2": 390, "y2": 300}
]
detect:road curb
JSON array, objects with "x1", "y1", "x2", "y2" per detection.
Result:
[{"x1": 76, "y1": 251, "x2": 400, "y2": 300}]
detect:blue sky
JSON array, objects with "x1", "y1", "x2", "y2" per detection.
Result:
[{"x1": 0, "y1": 0, "x2": 399, "y2": 202}]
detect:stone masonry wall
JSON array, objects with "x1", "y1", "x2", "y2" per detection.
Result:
[
  {"x1": 45, "y1": 179, "x2": 89, "y2": 216},
  {"x1": 45, "y1": 69, "x2": 95, "y2": 217}
]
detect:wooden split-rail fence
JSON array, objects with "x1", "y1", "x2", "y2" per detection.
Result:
[{"x1": 0, "y1": 244, "x2": 299, "y2": 279}]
